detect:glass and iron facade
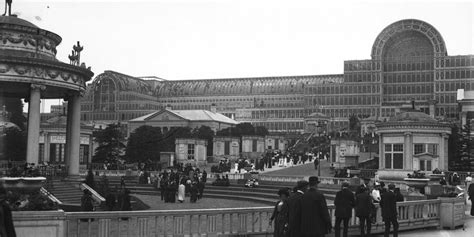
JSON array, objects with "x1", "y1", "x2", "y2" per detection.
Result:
[{"x1": 81, "y1": 19, "x2": 474, "y2": 133}]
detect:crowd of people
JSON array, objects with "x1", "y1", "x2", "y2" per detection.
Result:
[
  {"x1": 156, "y1": 165, "x2": 207, "y2": 204},
  {"x1": 269, "y1": 176, "x2": 405, "y2": 237}
]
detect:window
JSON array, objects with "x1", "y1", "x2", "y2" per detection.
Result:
[
  {"x1": 384, "y1": 144, "x2": 404, "y2": 169},
  {"x1": 187, "y1": 144, "x2": 195, "y2": 160},
  {"x1": 419, "y1": 160, "x2": 432, "y2": 171},
  {"x1": 413, "y1": 144, "x2": 438, "y2": 155}
]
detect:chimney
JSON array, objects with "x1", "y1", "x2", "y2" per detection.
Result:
[
  {"x1": 428, "y1": 100, "x2": 436, "y2": 118},
  {"x1": 165, "y1": 104, "x2": 172, "y2": 110},
  {"x1": 210, "y1": 103, "x2": 217, "y2": 113}
]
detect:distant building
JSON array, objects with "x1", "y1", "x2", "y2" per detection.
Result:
[
  {"x1": 175, "y1": 138, "x2": 207, "y2": 166},
  {"x1": 50, "y1": 102, "x2": 68, "y2": 115},
  {"x1": 81, "y1": 19, "x2": 474, "y2": 134},
  {"x1": 241, "y1": 136, "x2": 265, "y2": 159},
  {"x1": 213, "y1": 137, "x2": 240, "y2": 161},
  {"x1": 330, "y1": 139, "x2": 360, "y2": 168},
  {"x1": 457, "y1": 89, "x2": 474, "y2": 130},
  {"x1": 265, "y1": 135, "x2": 288, "y2": 152},
  {"x1": 376, "y1": 110, "x2": 451, "y2": 180},
  {"x1": 39, "y1": 116, "x2": 94, "y2": 165},
  {"x1": 127, "y1": 107, "x2": 238, "y2": 136}
]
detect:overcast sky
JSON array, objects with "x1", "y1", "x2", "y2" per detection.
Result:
[{"x1": 12, "y1": 0, "x2": 474, "y2": 111}]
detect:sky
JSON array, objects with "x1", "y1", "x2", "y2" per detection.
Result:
[{"x1": 10, "y1": 0, "x2": 474, "y2": 111}]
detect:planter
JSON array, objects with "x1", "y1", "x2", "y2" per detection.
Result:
[
  {"x1": 0, "y1": 177, "x2": 46, "y2": 193},
  {"x1": 439, "y1": 197, "x2": 465, "y2": 229}
]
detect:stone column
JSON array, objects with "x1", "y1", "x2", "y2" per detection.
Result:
[
  {"x1": 440, "y1": 133, "x2": 448, "y2": 170},
  {"x1": 404, "y1": 132, "x2": 412, "y2": 170},
  {"x1": 65, "y1": 92, "x2": 81, "y2": 177},
  {"x1": 378, "y1": 134, "x2": 383, "y2": 169},
  {"x1": 44, "y1": 132, "x2": 50, "y2": 162},
  {"x1": 26, "y1": 84, "x2": 44, "y2": 165}
]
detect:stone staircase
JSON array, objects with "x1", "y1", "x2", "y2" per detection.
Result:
[
  {"x1": 45, "y1": 179, "x2": 84, "y2": 205},
  {"x1": 103, "y1": 176, "x2": 338, "y2": 205}
]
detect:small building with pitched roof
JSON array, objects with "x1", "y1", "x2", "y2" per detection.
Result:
[{"x1": 127, "y1": 106, "x2": 238, "y2": 136}]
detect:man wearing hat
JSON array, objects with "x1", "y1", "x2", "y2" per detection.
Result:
[
  {"x1": 287, "y1": 180, "x2": 308, "y2": 237},
  {"x1": 334, "y1": 181, "x2": 355, "y2": 237},
  {"x1": 300, "y1": 176, "x2": 332, "y2": 237},
  {"x1": 380, "y1": 184, "x2": 399, "y2": 237}
]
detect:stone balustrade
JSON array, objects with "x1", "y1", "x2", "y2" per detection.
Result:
[{"x1": 12, "y1": 198, "x2": 460, "y2": 237}]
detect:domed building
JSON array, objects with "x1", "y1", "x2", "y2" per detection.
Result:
[
  {"x1": 0, "y1": 13, "x2": 93, "y2": 177},
  {"x1": 375, "y1": 109, "x2": 451, "y2": 180}
]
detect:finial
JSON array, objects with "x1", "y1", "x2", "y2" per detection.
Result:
[{"x1": 2, "y1": 0, "x2": 12, "y2": 16}]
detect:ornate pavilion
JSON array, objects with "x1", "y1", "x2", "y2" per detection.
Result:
[{"x1": 0, "y1": 14, "x2": 93, "y2": 176}]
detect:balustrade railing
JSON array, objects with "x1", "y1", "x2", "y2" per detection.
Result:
[{"x1": 12, "y1": 198, "x2": 448, "y2": 237}]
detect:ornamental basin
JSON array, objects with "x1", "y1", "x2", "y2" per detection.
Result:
[
  {"x1": 0, "y1": 177, "x2": 46, "y2": 193},
  {"x1": 404, "y1": 178, "x2": 430, "y2": 188}
]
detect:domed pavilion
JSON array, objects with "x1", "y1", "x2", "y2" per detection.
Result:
[
  {"x1": 0, "y1": 12, "x2": 93, "y2": 177},
  {"x1": 375, "y1": 109, "x2": 451, "y2": 180}
]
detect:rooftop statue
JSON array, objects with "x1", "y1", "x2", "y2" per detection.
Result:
[{"x1": 2, "y1": 0, "x2": 12, "y2": 16}]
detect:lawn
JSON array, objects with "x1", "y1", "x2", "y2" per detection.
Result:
[{"x1": 133, "y1": 194, "x2": 266, "y2": 210}]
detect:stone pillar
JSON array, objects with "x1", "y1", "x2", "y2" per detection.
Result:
[
  {"x1": 440, "y1": 133, "x2": 449, "y2": 170},
  {"x1": 404, "y1": 132, "x2": 412, "y2": 170},
  {"x1": 65, "y1": 92, "x2": 81, "y2": 177},
  {"x1": 44, "y1": 132, "x2": 50, "y2": 162},
  {"x1": 378, "y1": 134, "x2": 384, "y2": 169},
  {"x1": 26, "y1": 84, "x2": 44, "y2": 165}
]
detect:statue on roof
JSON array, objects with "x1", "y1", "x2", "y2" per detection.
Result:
[{"x1": 2, "y1": 0, "x2": 12, "y2": 16}]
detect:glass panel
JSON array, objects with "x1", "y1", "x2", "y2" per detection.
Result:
[
  {"x1": 420, "y1": 160, "x2": 425, "y2": 171},
  {"x1": 393, "y1": 153, "x2": 404, "y2": 169},
  {"x1": 385, "y1": 144, "x2": 392, "y2": 152},
  {"x1": 427, "y1": 144, "x2": 437, "y2": 155},
  {"x1": 393, "y1": 144, "x2": 404, "y2": 152},
  {"x1": 385, "y1": 153, "x2": 392, "y2": 169},
  {"x1": 414, "y1": 144, "x2": 424, "y2": 154},
  {"x1": 427, "y1": 160, "x2": 432, "y2": 171}
]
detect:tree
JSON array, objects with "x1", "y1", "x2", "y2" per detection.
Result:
[
  {"x1": 459, "y1": 122, "x2": 474, "y2": 171},
  {"x1": 255, "y1": 126, "x2": 269, "y2": 136},
  {"x1": 161, "y1": 127, "x2": 193, "y2": 152},
  {"x1": 192, "y1": 126, "x2": 215, "y2": 156},
  {"x1": 349, "y1": 114, "x2": 360, "y2": 131},
  {"x1": 125, "y1": 125, "x2": 163, "y2": 163},
  {"x1": 92, "y1": 123, "x2": 126, "y2": 163},
  {"x1": 1, "y1": 97, "x2": 26, "y2": 130},
  {"x1": 1, "y1": 127, "x2": 27, "y2": 161}
]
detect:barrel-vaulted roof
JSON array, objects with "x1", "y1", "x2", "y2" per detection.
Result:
[{"x1": 92, "y1": 70, "x2": 154, "y2": 95}]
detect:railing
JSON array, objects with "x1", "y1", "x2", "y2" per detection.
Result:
[
  {"x1": 80, "y1": 183, "x2": 105, "y2": 204},
  {"x1": 12, "y1": 198, "x2": 454, "y2": 237}
]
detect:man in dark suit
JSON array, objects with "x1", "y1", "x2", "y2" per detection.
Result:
[
  {"x1": 287, "y1": 180, "x2": 308, "y2": 237},
  {"x1": 355, "y1": 185, "x2": 374, "y2": 237},
  {"x1": 380, "y1": 184, "x2": 399, "y2": 237},
  {"x1": 334, "y1": 181, "x2": 355, "y2": 237},
  {"x1": 300, "y1": 176, "x2": 332, "y2": 237}
]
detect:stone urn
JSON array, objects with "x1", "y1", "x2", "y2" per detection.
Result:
[
  {"x1": 404, "y1": 177, "x2": 429, "y2": 198},
  {"x1": 0, "y1": 177, "x2": 46, "y2": 193}
]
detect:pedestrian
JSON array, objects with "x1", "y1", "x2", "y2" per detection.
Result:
[
  {"x1": 202, "y1": 169, "x2": 208, "y2": 183},
  {"x1": 394, "y1": 188, "x2": 404, "y2": 202},
  {"x1": 314, "y1": 158, "x2": 319, "y2": 170},
  {"x1": 269, "y1": 188, "x2": 290, "y2": 237},
  {"x1": 380, "y1": 184, "x2": 399, "y2": 237},
  {"x1": 81, "y1": 189, "x2": 94, "y2": 212},
  {"x1": 355, "y1": 185, "x2": 373, "y2": 237},
  {"x1": 197, "y1": 180, "x2": 205, "y2": 199},
  {"x1": 178, "y1": 182, "x2": 185, "y2": 203},
  {"x1": 300, "y1": 176, "x2": 332, "y2": 237},
  {"x1": 190, "y1": 183, "x2": 198, "y2": 203},
  {"x1": 120, "y1": 176, "x2": 126, "y2": 188},
  {"x1": 287, "y1": 180, "x2": 308, "y2": 237},
  {"x1": 334, "y1": 181, "x2": 355, "y2": 237},
  {"x1": 468, "y1": 181, "x2": 474, "y2": 216},
  {"x1": 0, "y1": 186, "x2": 16, "y2": 237}
]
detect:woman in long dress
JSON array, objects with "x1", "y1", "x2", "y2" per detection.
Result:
[
  {"x1": 178, "y1": 183, "x2": 186, "y2": 203},
  {"x1": 269, "y1": 188, "x2": 289, "y2": 237}
]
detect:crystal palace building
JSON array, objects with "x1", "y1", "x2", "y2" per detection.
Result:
[{"x1": 80, "y1": 19, "x2": 474, "y2": 134}]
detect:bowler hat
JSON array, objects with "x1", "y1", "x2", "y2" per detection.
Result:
[
  {"x1": 296, "y1": 180, "x2": 309, "y2": 189},
  {"x1": 308, "y1": 176, "x2": 320, "y2": 185}
]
